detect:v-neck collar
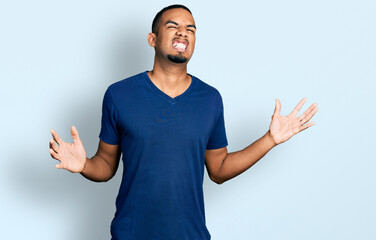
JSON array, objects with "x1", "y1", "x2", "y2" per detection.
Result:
[{"x1": 143, "y1": 71, "x2": 195, "y2": 104}]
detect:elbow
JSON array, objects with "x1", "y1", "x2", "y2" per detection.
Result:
[
  {"x1": 100, "y1": 166, "x2": 117, "y2": 182},
  {"x1": 98, "y1": 176, "x2": 114, "y2": 183},
  {"x1": 102, "y1": 173, "x2": 116, "y2": 182},
  {"x1": 209, "y1": 175, "x2": 225, "y2": 185},
  {"x1": 215, "y1": 179, "x2": 224, "y2": 185},
  {"x1": 82, "y1": 172, "x2": 115, "y2": 183},
  {"x1": 102, "y1": 177, "x2": 112, "y2": 183}
]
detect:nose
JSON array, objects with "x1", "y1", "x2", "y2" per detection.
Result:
[{"x1": 176, "y1": 27, "x2": 188, "y2": 37}]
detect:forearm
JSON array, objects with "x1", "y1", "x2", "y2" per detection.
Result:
[
  {"x1": 216, "y1": 131, "x2": 277, "y2": 184},
  {"x1": 80, "y1": 155, "x2": 114, "y2": 182}
]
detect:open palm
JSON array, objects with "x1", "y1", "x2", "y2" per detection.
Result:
[
  {"x1": 49, "y1": 126, "x2": 87, "y2": 173},
  {"x1": 269, "y1": 98, "x2": 318, "y2": 145}
]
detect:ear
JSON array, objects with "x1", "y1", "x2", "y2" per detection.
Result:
[{"x1": 147, "y1": 32, "x2": 157, "y2": 47}]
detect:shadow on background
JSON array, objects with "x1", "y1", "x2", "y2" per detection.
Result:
[{"x1": 7, "y1": 25, "x2": 151, "y2": 240}]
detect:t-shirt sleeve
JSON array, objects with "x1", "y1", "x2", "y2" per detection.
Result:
[
  {"x1": 99, "y1": 87, "x2": 120, "y2": 145},
  {"x1": 206, "y1": 92, "x2": 228, "y2": 150}
]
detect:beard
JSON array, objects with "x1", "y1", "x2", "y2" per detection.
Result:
[{"x1": 167, "y1": 53, "x2": 188, "y2": 64}]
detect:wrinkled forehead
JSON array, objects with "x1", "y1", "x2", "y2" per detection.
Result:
[{"x1": 161, "y1": 8, "x2": 195, "y2": 26}]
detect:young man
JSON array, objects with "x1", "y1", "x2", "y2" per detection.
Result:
[{"x1": 49, "y1": 4, "x2": 318, "y2": 240}]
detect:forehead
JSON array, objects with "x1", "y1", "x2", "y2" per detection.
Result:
[{"x1": 161, "y1": 8, "x2": 195, "y2": 25}]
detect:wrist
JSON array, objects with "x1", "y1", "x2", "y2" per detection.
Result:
[
  {"x1": 80, "y1": 157, "x2": 90, "y2": 174},
  {"x1": 264, "y1": 130, "x2": 278, "y2": 148}
]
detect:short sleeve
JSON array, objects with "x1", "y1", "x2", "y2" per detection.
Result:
[
  {"x1": 99, "y1": 87, "x2": 120, "y2": 145},
  {"x1": 206, "y1": 92, "x2": 228, "y2": 150}
]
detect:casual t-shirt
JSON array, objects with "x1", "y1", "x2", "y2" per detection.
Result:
[{"x1": 99, "y1": 71, "x2": 228, "y2": 240}]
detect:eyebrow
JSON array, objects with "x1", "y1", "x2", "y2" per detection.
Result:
[{"x1": 165, "y1": 20, "x2": 196, "y2": 29}]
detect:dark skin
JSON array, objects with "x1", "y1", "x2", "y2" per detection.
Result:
[{"x1": 49, "y1": 8, "x2": 318, "y2": 184}]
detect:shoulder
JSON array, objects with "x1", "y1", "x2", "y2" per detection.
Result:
[
  {"x1": 102, "y1": 72, "x2": 147, "y2": 107},
  {"x1": 107, "y1": 72, "x2": 146, "y2": 95},
  {"x1": 191, "y1": 74, "x2": 223, "y2": 102}
]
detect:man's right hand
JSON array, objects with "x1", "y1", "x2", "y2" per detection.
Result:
[{"x1": 49, "y1": 126, "x2": 87, "y2": 173}]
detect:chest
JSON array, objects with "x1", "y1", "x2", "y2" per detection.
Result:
[{"x1": 115, "y1": 94, "x2": 217, "y2": 145}]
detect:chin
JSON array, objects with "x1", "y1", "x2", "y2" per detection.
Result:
[{"x1": 167, "y1": 54, "x2": 188, "y2": 64}]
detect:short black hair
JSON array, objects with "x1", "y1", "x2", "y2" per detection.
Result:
[{"x1": 151, "y1": 4, "x2": 192, "y2": 34}]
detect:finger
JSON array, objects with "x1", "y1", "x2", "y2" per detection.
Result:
[
  {"x1": 303, "y1": 106, "x2": 318, "y2": 123},
  {"x1": 49, "y1": 139, "x2": 59, "y2": 153},
  {"x1": 300, "y1": 105, "x2": 319, "y2": 124},
  {"x1": 298, "y1": 103, "x2": 317, "y2": 121},
  {"x1": 50, "y1": 129, "x2": 63, "y2": 145},
  {"x1": 299, "y1": 121, "x2": 315, "y2": 132},
  {"x1": 56, "y1": 163, "x2": 64, "y2": 169},
  {"x1": 71, "y1": 126, "x2": 80, "y2": 143},
  {"x1": 49, "y1": 148, "x2": 60, "y2": 160},
  {"x1": 291, "y1": 97, "x2": 307, "y2": 116},
  {"x1": 273, "y1": 98, "x2": 281, "y2": 117}
]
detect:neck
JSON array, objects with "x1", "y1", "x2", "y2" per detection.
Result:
[
  {"x1": 151, "y1": 54, "x2": 188, "y2": 79},
  {"x1": 147, "y1": 56, "x2": 191, "y2": 98}
]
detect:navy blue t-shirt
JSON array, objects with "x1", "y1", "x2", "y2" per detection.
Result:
[{"x1": 99, "y1": 71, "x2": 227, "y2": 240}]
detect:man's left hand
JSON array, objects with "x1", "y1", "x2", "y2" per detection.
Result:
[{"x1": 269, "y1": 98, "x2": 318, "y2": 145}]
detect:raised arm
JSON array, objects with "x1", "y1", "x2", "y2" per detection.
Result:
[
  {"x1": 205, "y1": 98, "x2": 318, "y2": 184},
  {"x1": 49, "y1": 126, "x2": 121, "y2": 182}
]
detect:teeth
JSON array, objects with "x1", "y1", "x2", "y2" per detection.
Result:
[{"x1": 173, "y1": 42, "x2": 186, "y2": 50}]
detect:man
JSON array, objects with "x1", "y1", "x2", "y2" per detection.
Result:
[{"x1": 49, "y1": 4, "x2": 318, "y2": 240}]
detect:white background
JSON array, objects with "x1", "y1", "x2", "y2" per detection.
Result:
[{"x1": 1, "y1": 0, "x2": 375, "y2": 239}]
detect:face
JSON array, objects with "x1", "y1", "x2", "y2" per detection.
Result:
[{"x1": 149, "y1": 8, "x2": 196, "y2": 64}]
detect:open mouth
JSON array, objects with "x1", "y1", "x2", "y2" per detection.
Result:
[{"x1": 172, "y1": 40, "x2": 188, "y2": 52}]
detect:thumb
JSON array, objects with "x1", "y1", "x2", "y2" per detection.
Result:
[
  {"x1": 71, "y1": 126, "x2": 80, "y2": 142},
  {"x1": 56, "y1": 163, "x2": 64, "y2": 169},
  {"x1": 273, "y1": 98, "x2": 281, "y2": 117}
]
